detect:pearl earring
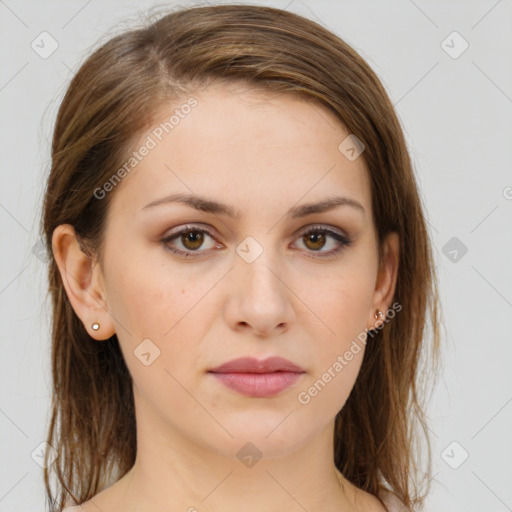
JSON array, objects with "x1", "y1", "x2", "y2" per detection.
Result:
[
  {"x1": 91, "y1": 322, "x2": 100, "y2": 331},
  {"x1": 374, "y1": 310, "x2": 384, "y2": 320}
]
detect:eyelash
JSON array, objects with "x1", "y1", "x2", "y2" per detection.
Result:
[{"x1": 161, "y1": 224, "x2": 353, "y2": 260}]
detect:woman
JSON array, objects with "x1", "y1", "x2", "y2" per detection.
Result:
[{"x1": 41, "y1": 4, "x2": 440, "y2": 511}]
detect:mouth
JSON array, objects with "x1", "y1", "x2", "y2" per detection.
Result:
[{"x1": 208, "y1": 356, "x2": 305, "y2": 398}]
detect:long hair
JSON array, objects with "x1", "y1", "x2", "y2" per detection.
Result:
[{"x1": 41, "y1": 4, "x2": 440, "y2": 511}]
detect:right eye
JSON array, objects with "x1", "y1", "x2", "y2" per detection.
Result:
[{"x1": 160, "y1": 225, "x2": 221, "y2": 258}]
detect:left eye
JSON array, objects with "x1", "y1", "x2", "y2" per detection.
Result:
[
  {"x1": 161, "y1": 225, "x2": 352, "y2": 259},
  {"x1": 293, "y1": 228, "x2": 351, "y2": 257}
]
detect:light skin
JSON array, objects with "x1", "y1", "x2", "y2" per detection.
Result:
[{"x1": 53, "y1": 82, "x2": 399, "y2": 512}]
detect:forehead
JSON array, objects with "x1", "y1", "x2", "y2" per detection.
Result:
[{"x1": 107, "y1": 82, "x2": 372, "y2": 222}]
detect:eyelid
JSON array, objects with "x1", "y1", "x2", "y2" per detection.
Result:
[
  {"x1": 294, "y1": 223, "x2": 348, "y2": 240},
  {"x1": 162, "y1": 223, "x2": 348, "y2": 241},
  {"x1": 162, "y1": 223, "x2": 217, "y2": 240}
]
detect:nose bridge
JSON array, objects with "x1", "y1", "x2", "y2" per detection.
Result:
[
  {"x1": 229, "y1": 233, "x2": 294, "y2": 333},
  {"x1": 237, "y1": 234, "x2": 284, "y2": 298}
]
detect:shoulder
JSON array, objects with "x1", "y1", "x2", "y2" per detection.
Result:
[
  {"x1": 62, "y1": 501, "x2": 103, "y2": 512},
  {"x1": 61, "y1": 483, "x2": 119, "y2": 512},
  {"x1": 378, "y1": 488, "x2": 409, "y2": 512},
  {"x1": 62, "y1": 501, "x2": 105, "y2": 512},
  {"x1": 342, "y1": 475, "x2": 404, "y2": 512}
]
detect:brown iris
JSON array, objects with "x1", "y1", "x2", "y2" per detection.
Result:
[
  {"x1": 303, "y1": 231, "x2": 326, "y2": 251},
  {"x1": 181, "y1": 231, "x2": 204, "y2": 250}
]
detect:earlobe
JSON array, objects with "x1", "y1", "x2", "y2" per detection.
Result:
[{"x1": 51, "y1": 224, "x2": 115, "y2": 340}]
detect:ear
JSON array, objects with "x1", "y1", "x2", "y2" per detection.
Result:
[
  {"x1": 367, "y1": 231, "x2": 400, "y2": 330},
  {"x1": 51, "y1": 224, "x2": 116, "y2": 340}
]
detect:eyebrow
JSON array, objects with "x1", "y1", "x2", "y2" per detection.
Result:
[{"x1": 141, "y1": 193, "x2": 365, "y2": 218}]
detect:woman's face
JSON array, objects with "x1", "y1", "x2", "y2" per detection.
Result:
[{"x1": 89, "y1": 83, "x2": 398, "y2": 459}]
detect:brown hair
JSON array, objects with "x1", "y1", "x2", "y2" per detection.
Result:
[{"x1": 41, "y1": 4, "x2": 440, "y2": 511}]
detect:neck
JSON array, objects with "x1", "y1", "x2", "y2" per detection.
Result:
[{"x1": 106, "y1": 390, "x2": 358, "y2": 511}]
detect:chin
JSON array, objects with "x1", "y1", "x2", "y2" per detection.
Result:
[{"x1": 203, "y1": 415, "x2": 317, "y2": 461}]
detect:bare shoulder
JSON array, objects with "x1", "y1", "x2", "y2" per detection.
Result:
[
  {"x1": 352, "y1": 485, "x2": 407, "y2": 512},
  {"x1": 377, "y1": 488, "x2": 409, "y2": 512},
  {"x1": 62, "y1": 504, "x2": 98, "y2": 512},
  {"x1": 63, "y1": 467, "x2": 135, "y2": 512},
  {"x1": 359, "y1": 490, "x2": 388, "y2": 512},
  {"x1": 61, "y1": 487, "x2": 118, "y2": 512}
]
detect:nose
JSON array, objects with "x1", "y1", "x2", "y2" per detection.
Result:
[{"x1": 223, "y1": 252, "x2": 295, "y2": 337}]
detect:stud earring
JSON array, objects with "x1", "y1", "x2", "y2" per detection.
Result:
[
  {"x1": 91, "y1": 322, "x2": 100, "y2": 331},
  {"x1": 374, "y1": 310, "x2": 384, "y2": 320}
]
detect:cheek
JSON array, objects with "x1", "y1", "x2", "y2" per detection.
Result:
[
  {"x1": 104, "y1": 253, "x2": 213, "y2": 375},
  {"x1": 104, "y1": 245, "x2": 197, "y2": 337},
  {"x1": 290, "y1": 237, "x2": 378, "y2": 332},
  {"x1": 301, "y1": 268, "x2": 376, "y2": 341},
  {"x1": 104, "y1": 262, "x2": 161, "y2": 336},
  {"x1": 105, "y1": 261, "x2": 205, "y2": 406},
  {"x1": 293, "y1": 258, "x2": 376, "y2": 406},
  {"x1": 294, "y1": 286, "x2": 369, "y2": 420},
  {"x1": 294, "y1": 321, "x2": 366, "y2": 426}
]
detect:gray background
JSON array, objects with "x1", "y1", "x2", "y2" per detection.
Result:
[{"x1": 1, "y1": 0, "x2": 511, "y2": 510}]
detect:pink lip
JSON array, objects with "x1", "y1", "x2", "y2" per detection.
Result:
[
  {"x1": 210, "y1": 356, "x2": 305, "y2": 374},
  {"x1": 208, "y1": 357, "x2": 305, "y2": 398}
]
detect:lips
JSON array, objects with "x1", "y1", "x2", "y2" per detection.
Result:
[
  {"x1": 209, "y1": 356, "x2": 305, "y2": 374},
  {"x1": 208, "y1": 357, "x2": 305, "y2": 398}
]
